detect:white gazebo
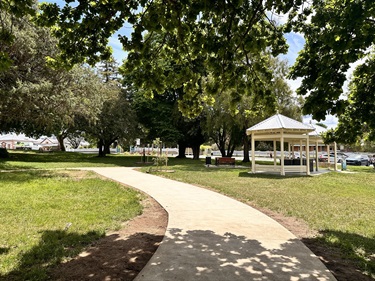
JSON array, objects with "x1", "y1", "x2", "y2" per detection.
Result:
[{"x1": 246, "y1": 114, "x2": 321, "y2": 175}]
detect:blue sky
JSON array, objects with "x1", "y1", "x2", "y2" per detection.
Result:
[{"x1": 41, "y1": 1, "x2": 337, "y2": 128}]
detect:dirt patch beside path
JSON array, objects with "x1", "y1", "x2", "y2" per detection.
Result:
[
  {"x1": 51, "y1": 192, "x2": 371, "y2": 281},
  {"x1": 256, "y1": 206, "x2": 373, "y2": 281},
  {"x1": 50, "y1": 197, "x2": 168, "y2": 281}
]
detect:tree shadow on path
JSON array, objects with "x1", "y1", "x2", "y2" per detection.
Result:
[{"x1": 138, "y1": 228, "x2": 335, "y2": 280}]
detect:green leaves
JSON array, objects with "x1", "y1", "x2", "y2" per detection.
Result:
[
  {"x1": 36, "y1": 0, "x2": 302, "y2": 117},
  {"x1": 334, "y1": 54, "x2": 375, "y2": 142},
  {"x1": 290, "y1": 0, "x2": 375, "y2": 121}
]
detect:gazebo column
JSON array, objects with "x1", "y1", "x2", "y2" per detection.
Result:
[
  {"x1": 251, "y1": 133, "x2": 255, "y2": 174},
  {"x1": 273, "y1": 140, "x2": 277, "y2": 167},
  {"x1": 315, "y1": 141, "x2": 319, "y2": 172},
  {"x1": 299, "y1": 139, "x2": 303, "y2": 166},
  {"x1": 306, "y1": 136, "x2": 310, "y2": 175},
  {"x1": 334, "y1": 142, "x2": 337, "y2": 171},
  {"x1": 280, "y1": 132, "x2": 285, "y2": 176}
]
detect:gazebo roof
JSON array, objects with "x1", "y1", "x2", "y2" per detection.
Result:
[
  {"x1": 309, "y1": 123, "x2": 327, "y2": 136},
  {"x1": 246, "y1": 114, "x2": 315, "y2": 135}
]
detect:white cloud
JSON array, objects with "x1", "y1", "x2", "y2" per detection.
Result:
[
  {"x1": 108, "y1": 35, "x2": 127, "y2": 63},
  {"x1": 281, "y1": 32, "x2": 305, "y2": 66},
  {"x1": 303, "y1": 114, "x2": 338, "y2": 129},
  {"x1": 287, "y1": 77, "x2": 302, "y2": 93}
]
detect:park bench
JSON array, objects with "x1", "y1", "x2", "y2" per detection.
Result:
[{"x1": 215, "y1": 157, "x2": 235, "y2": 166}]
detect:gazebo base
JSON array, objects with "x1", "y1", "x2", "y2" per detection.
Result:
[
  {"x1": 254, "y1": 164, "x2": 308, "y2": 174},
  {"x1": 251, "y1": 165, "x2": 331, "y2": 176}
]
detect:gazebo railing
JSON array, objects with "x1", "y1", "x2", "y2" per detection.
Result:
[{"x1": 254, "y1": 164, "x2": 307, "y2": 173}]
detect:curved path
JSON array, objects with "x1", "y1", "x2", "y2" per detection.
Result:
[{"x1": 86, "y1": 167, "x2": 336, "y2": 281}]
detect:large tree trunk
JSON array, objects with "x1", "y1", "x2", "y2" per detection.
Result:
[
  {"x1": 98, "y1": 139, "x2": 105, "y2": 157},
  {"x1": 104, "y1": 142, "x2": 111, "y2": 155},
  {"x1": 219, "y1": 147, "x2": 226, "y2": 157},
  {"x1": 243, "y1": 136, "x2": 250, "y2": 163},
  {"x1": 57, "y1": 134, "x2": 66, "y2": 152},
  {"x1": 176, "y1": 142, "x2": 187, "y2": 158},
  {"x1": 192, "y1": 144, "x2": 200, "y2": 160}
]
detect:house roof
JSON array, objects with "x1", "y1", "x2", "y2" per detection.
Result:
[
  {"x1": 0, "y1": 133, "x2": 35, "y2": 142},
  {"x1": 246, "y1": 114, "x2": 315, "y2": 135},
  {"x1": 309, "y1": 123, "x2": 327, "y2": 138}
]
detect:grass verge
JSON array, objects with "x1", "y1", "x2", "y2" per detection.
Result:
[
  {"x1": 0, "y1": 150, "x2": 148, "y2": 170},
  {"x1": 145, "y1": 158, "x2": 375, "y2": 278},
  {"x1": 0, "y1": 169, "x2": 142, "y2": 280},
  {"x1": 2, "y1": 151, "x2": 375, "y2": 278}
]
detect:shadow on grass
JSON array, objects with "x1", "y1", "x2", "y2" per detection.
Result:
[
  {"x1": 0, "y1": 170, "x2": 59, "y2": 184},
  {"x1": 237, "y1": 171, "x2": 308, "y2": 179},
  {"x1": 49, "y1": 232, "x2": 164, "y2": 281},
  {"x1": 0, "y1": 248, "x2": 9, "y2": 255},
  {"x1": 1, "y1": 230, "x2": 103, "y2": 281},
  {"x1": 346, "y1": 166, "x2": 375, "y2": 174},
  {"x1": 0, "y1": 230, "x2": 164, "y2": 281},
  {"x1": 302, "y1": 230, "x2": 375, "y2": 281},
  {"x1": 0, "y1": 151, "x2": 150, "y2": 170}
]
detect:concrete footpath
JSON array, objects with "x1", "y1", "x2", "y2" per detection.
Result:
[{"x1": 86, "y1": 167, "x2": 336, "y2": 281}]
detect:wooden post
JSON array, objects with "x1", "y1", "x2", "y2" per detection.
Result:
[
  {"x1": 273, "y1": 140, "x2": 277, "y2": 167},
  {"x1": 251, "y1": 133, "x2": 255, "y2": 174},
  {"x1": 334, "y1": 142, "x2": 337, "y2": 171},
  {"x1": 306, "y1": 136, "x2": 310, "y2": 175},
  {"x1": 315, "y1": 141, "x2": 319, "y2": 172},
  {"x1": 281, "y1": 131, "x2": 285, "y2": 176}
]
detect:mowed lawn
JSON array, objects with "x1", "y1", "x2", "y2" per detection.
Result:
[
  {"x1": 0, "y1": 150, "x2": 144, "y2": 170},
  {"x1": 1, "y1": 151, "x2": 375, "y2": 278},
  {"x1": 147, "y1": 159, "x2": 375, "y2": 278},
  {"x1": 0, "y1": 168, "x2": 142, "y2": 280}
]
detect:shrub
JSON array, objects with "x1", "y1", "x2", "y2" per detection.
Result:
[{"x1": 0, "y1": 148, "x2": 9, "y2": 158}]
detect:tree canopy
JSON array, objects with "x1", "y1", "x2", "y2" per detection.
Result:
[
  {"x1": 37, "y1": 0, "x2": 305, "y2": 117},
  {"x1": 0, "y1": 0, "x2": 36, "y2": 70},
  {"x1": 289, "y1": 0, "x2": 375, "y2": 140}
]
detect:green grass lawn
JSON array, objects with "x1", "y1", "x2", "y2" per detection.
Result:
[
  {"x1": 0, "y1": 169, "x2": 142, "y2": 280},
  {"x1": 145, "y1": 158, "x2": 375, "y2": 278},
  {"x1": 0, "y1": 150, "x2": 148, "y2": 170},
  {"x1": 1, "y1": 151, "x2": 375, "y2": 278}
]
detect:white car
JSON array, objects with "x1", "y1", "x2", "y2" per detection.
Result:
[
  {"x1": 24, "y1": 144, "x2": 43, "y2": 151},
  {"x1": 318, "y1": 152, "x2": 348, "y2": 163}
]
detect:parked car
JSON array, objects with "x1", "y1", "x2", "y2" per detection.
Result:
[
  {"x1": 318, "y1": 152, "x2": 348, "y2": 163},
  {"x1": 21, "y1": 144, "x2": 43, "y2": 151},
  {"x1": 288, "y1": 152, "x2": 305, "y2": 159},
  {"x1": 369, "y1": 155, "x2": 375, "y2": 165},
  {"x1": 345, "y1": 154, "x2": 370, "y2": 166}
]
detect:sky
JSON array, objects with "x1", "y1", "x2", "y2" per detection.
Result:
[{"x1": 42, "y1": 1, "x2": 338, "y2": 128}]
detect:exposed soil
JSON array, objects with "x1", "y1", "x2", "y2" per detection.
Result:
[
  {"x1": 51, "y1": 192, "x2": 372, "y2": 281},
  {"x1": 49, "y1": 197, "x2": 168, "y2": 281},
  {"x1": 256, "y1": 206, "x2": 374, "y2": 281}
]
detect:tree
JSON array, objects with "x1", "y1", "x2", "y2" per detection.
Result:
[
  {"x1": 0, "y1": 12, "x2": 76, "y2": 137},
  {"x1": 83, "y1": 84, "x2": 137, "y2": 157},
  {"x1": 130, "y1": 87, "x2": 206, "y2": 160},
  {"x1": 202, "y1": 89, "x2": 244, "y2": 158},
  {"x1": 38, "y1": 0, "x2": 301, "y2": 116},
  {"x1": 52, "y1": 66, "x2": 110, "y2": 151},
  {"x1": 326, "y1": 54, "x2": 375, "y2": 144},
  {"x1": 97, "y1": 55, "x2": 120, "y2": 83},
  {"x1": 289, "y1": 0, "x2": 375, "y2": 130},
  {"x1": 0, "y1": 0, "x2": 36, "y2": 71},
  {"x1": 202, "y1": 56, "x2": 302, "y2": 160}
]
